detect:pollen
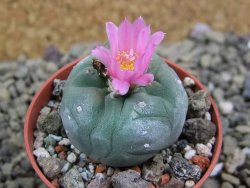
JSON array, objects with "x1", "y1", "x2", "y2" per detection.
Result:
[{"x1": 116, "y1": 49, "x2": 137, "y2": 71}]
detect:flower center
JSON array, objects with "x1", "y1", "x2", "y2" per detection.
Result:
[{"x1": 116, "y1": 49, "x2": 137, "y2": 71}]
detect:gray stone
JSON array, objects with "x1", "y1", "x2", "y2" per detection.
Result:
[
  {"x1": 15, "y1": 66, "x2": 29, "y2": 79},
  {"x1": 200, "y1": 54, "x2": 212, "y2": 68},
  {"x1": 0, "y1": 85, "x2": 10, "y2": 101},
  {"x1": 67, "y1": 152, "x2": 77, "y2": 163},
  {"x1": 187, "y1": 90, "x2": 211, "y2": 118},
  {"x1": 37, "y1": 157, "x2": 62, "y2": 179},
  {"x1": 142, "y1": 153, "x2": 165, "y2": 182},
  {"x1": 223, "y1": 135, "x2": 238, "y2": 155},
  {"x1": 4, "y1": 181, "x2": 18, "y2": 188},
  {"x1": 202, "y1": 178, "x2": 220, "y2": 188},
  {"x1": 221, "y1": 182, "x2": 234, "y2": 188},
  {"x1": 60, "y1": 167, "x2": 85, "y2": 188},
  {"x1": 111, "y1": 170, "x2": 149, "y2": 188},
  {"x1": 235, "y1": 125, "x2": 250, "y2": 133},
  {"x1": 225, "y1": 148, "x2": 246, "y2": 173},
  {"x1": 44, "y1": 135, "x2": 57, "y2": 147},
  {"x1": 221, "y1": 173, "x2": 240, "y2": 185},
  {"x1": 52, "y1": 79, "x2": 65, "y2": 96},
  {"x1": 1, "y1": 163, "x2": 13, "y2": 176},
  {"x1": 16, "y1": 177, "x2": 35, "y2": 188},
  {"x1": 15, "y1": 79, "x2": 26, "y2": 94},
  {"x1": 219, "y1": 100, "x2": 234, "y2": 115},
  {"x1": 182, "y1": 118, "x2": 216, "y2": 144},
  {"x1": 169, "y1": 153, "x2": 201, "y2": 181},
  {"x1": 243, "y1": 74, "x2": 250, "y2": 101},
  {"x1": 33, "y1": 147, "x2": 50, "y2": 158},
  {"x1": 246, "y1": 177, "x2": 250, "y2": 187},
  {"x1": 37, "y1": 111, "x2": 62, "y2": 134},
  {"x1": 87, "y1": 173, "x2": 110, "y2": 188},
  {"x1": 204, "y1": 30, "x2": 225, "y2": 44},
  {"x1": 162, "y1": 177, "x2": 184, "y2": 188}
]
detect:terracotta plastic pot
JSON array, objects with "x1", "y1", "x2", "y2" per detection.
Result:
[{"x1": 24, "y1": 58, "x2": 222, "y2": 188}]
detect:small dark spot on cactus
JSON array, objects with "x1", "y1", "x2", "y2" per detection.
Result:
[{"x1": 92, "y1": 59, "x2": 108, "y2": 79}]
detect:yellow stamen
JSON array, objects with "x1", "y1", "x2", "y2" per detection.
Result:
[{"x1": 116, "y1": 49, "x2": 137, "y2": 71}]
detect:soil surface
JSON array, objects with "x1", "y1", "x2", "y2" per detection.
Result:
[{"x1": 1, "y1": 0, "x2": 250, "y2": 60}]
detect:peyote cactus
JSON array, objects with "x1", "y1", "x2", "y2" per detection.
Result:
[{"x1": 60, "y1": 17, "x2": 188, "y2": 167}]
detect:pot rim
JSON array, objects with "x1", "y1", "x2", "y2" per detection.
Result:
[{"x1": 24, "y1": 57, "x2": 222, "y2": 188}]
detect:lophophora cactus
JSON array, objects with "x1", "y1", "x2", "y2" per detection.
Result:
[{"x1": 60, "y1": 17, "x2": 188, "y2": 167}]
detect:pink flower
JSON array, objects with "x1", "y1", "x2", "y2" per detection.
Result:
[{"x1": 92, "y1": 17, "x2": 164, "y2": 95}]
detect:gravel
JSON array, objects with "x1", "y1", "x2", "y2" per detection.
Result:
[{"x1": 0, "y1": 26, "x2": 250, "y2": 187}]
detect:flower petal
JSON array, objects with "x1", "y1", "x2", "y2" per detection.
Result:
[
  {"x1": 112, "y1": 78, "x2": 130, "y2": 95},
  {"x1": 118, "y1": 18, "x2": 133, "y2": 51},
  {"x1": 106, "y1": 22, "x2": 119, "y2": 57},
  {"x1": 135, "y1": 26, "x2": 151, "y2": 55},
  {"x1": 132, "y1": 73, "x2": 154, "y2": 86},
  {"x1": 142, "y1": 31, "x2": 165, "y2": 71},
  {"x1": 91, "y1": 46, "x2": 111, "y2": 66}
]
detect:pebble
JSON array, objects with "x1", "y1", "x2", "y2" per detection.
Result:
[
  {"x1": 210, "y1": 162, "x2": 224, "y2": 177},
  {"x1": 184, "y1": 149, "x2": 196, "y2": 160},
  {"x1": 183, "y1": 77, "x2": 195, "y2": 87},
  {"x1": 243, "y1": 74, "x2": 250, "y2": 100},
  {"x1": 202, "y1": 178, "x2": 220, "y2": 188},
  {"x1": 225, "y1": 148, "x2": 246, "y2": 173},
  {"x1": 37, "y1": 157, "x2": 62, "y2": 179},
  {"x1": 37, "y1": 111, "x2": 62, "y2": 134},
  {"x1": 169, "y1": 153, "x2": 201, "y2": 181},
  {"x1": 235, "y1": 125, "x2": 250, "y2": 133},
  {"x1": 142, "y1": 154, "x2": 165, "y2": 182},
  {"x1": 219, "y1": 101, "x2": 234, "y2": 115},
  {"x1": 163, "y1": 177, "x2": 184, "y2": 188},
  {"x1": 191, "y1": 155, "x2": 210, "y2": 172},
  {"x1": 87, "y1": 173, "x2": 110, "y2": 188},
  {"x1": 111, "y1": 170, "x2": 150, "y2": 188},
  {"x1": 184, "y1": 180, "x2": 195, "y2": 188},
  {"x1": 107, "y1": 167, "x2": 114, "y2": 176},
  {"x1": 196, "y1": 144, "x2": 212, "y2": 157},
  {"x1": 59, "y1": 138, "x2": 71, "y2": 146},
  {"x1": 61, "y1": 162, "x2": 71, "y2": 173},
  {"x1": 44, "y1": 135, "x2": 57, "y2": 147},
  {"x1": 67, "y1": 152, "x2": 77, "y2": 163},
  {"x1": 221, "y1": 182, "x2": 234, "y2": 188},
  {"x1": 60, "y1": 168, "x2": 85, "y2": 188},
  {"x1": 33, "y1": 147, "x2": 50, "y2": 158},
  {"x1": 221, "y1": 173, "x2": 240, "y2": 185},
  {"x1": 182, "y1": 118, "x2": 216, "y2": 144}
]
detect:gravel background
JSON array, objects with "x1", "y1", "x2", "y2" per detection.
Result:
[{"x1": 0, "y1": 25, "x2": 250, "y2": 188}]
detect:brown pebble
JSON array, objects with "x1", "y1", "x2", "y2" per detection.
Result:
[
  {"x1": 58, "y1": 151, "x2": 67, "y2": 160},
  {"x1": 159, "y1": 173, "x2": 171, "y2": 186},
  {"x1": 55, "y1": 145, "x2": 67, "y2": 153},
  {"x1": 51, "y1": 178, "x2": 59, "y2": 188},
  {"x1": 130, "y1": 166, "x2": 141, "y2": 174},
  {"x1": 95, "y1": 164, "x2": 107, "y2": 174},
  {"x1": 191, "y1": 155, "x2": 210, "y2": 172},
  {"x1": 147, "y1": 182, "x2": 156, "y2": 188}
]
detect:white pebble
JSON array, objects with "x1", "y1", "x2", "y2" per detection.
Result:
[
  {"x1": 209, "y1": 137, "x2": 216, "y2": 145},
  {"x1": 205, "y1": 112, "x2": 211, "y2": 121},
  {"x1": 144, "y1": 143, "x2": 150, "y2": 148},
  {"x1": 219, "y1": 101, "x2": 234, "y2": 115},
  {"x1": 184, "y1": 149, "x2": 196, "y2": 160},
  {"x1": 210, "y1": 162, "x2": 224, "y2": 177},
  {"x1": 88, "y1": 163, "x2": 95, "y2": 174},
  {"x1": 184, "y1": 145, "x2": 192, "y2": 152},
  {"x1": 79, "y1": 153, "x2": 87, "y2": 159},
  {"x1": 59, "y1": 138, "x2": 71, "y2": 146},
  {"x1": 49, "y1": 134, "x2": 62, "y2": 141},
  {"x1": 196, "y1": 143, "x2": 212, "y2": 157},
  {"x1": 183, "y1": 77, "x2": 195, "y2": 87},
  {"x1": 81, "y1": 171, "x2": 89, "y2": 181},
  {"x1": 61, "y1": 162, "x2": 71, "y2": 173},
  {"x1": 33, "y1": 147, "x2": 50, "y2": 158},
  {"x1": 40, "y1": 106, "x2": 51, "y2": 116},
  {"x1": 185, "y1": 180, "x2": 195, "y2": 188},
  {"x1": 206, "y1": 143, "x2": 213, "y2": 150},
  {"x1": 67, "y1": 153, "x2": 77, "y2": 163},
  {"x1": 242, "y1": 147, "x2": 250, "y2": 155}
]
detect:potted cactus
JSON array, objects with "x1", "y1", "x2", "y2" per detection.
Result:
[{"x1": 24, "y1": 17, "x2": 222, "y2": 188}]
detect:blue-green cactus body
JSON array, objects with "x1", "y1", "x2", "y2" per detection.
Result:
[{"x1": 60, "y1": 55, "x2": 188, "y2": 167}]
